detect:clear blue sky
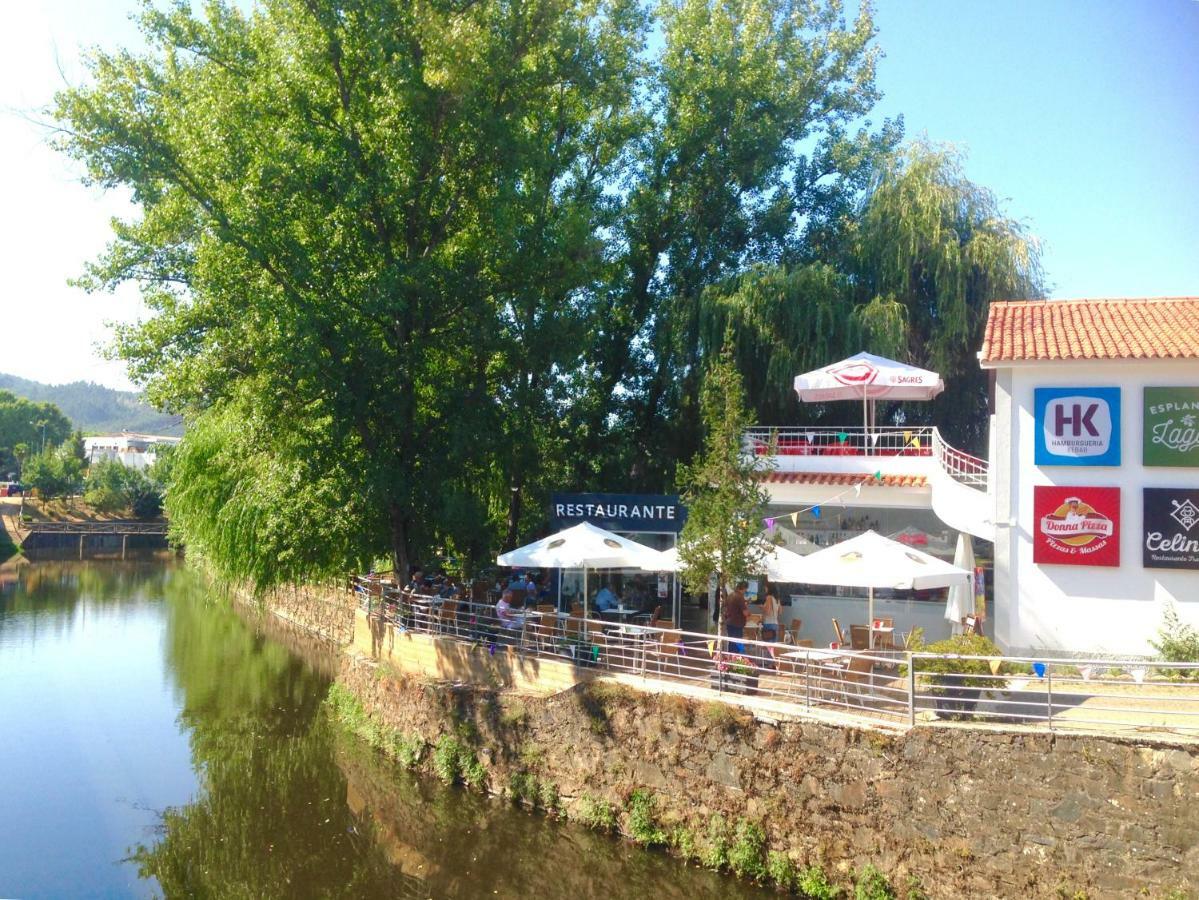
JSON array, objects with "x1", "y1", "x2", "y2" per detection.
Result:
[{"x1": 1, "y1": 1, "x2": 1196, "y2": 390}]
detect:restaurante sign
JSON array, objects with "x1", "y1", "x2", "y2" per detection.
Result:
[
  {"x1": 550, "y1": 493, "x2": 687, "y2": 533},
  {"x1": 1143, "y1": 488, "x2": 1199, "y2": 570},
  {"x1": 1143, "y1": 387, "x2": 1199, "y2": 467}
]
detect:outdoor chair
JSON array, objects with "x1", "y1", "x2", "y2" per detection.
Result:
[
  {"x1": 436, "y1": 600, "x2": 459, "y2": 636},
  {"x1": 471, "y1": 580, "x2": 490, "y2": 602},
  {"x1": 874, "y1": 616, "x2": 896, "y2": 651},
  {"x1": 647, "y1": 630, "x2": 683, "y2": 677},
  {"x1": 652, "y1": 618, "x2": 675, "y2": 631},
  {"x1": 831, "y1": 618, "x2": 846, "y2": 646},
  {"x1": 787, "y1": 619, "x2": 804, "y2": 644},
  {"x1": 841, "y1": 654, "x2": 876, "y2": 708},
  {"x1": 849, "y1": 624, "x2": 871, "y2": 651}
]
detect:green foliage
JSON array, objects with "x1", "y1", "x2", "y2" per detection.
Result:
[
  {"x1": 84, "y1": 459, "x2": 156, "y2": 514},
  {"x1": 854, "y1": 864, "x2": 895, "y2": 900},
  {"x1": 727, "y1": 819, "x2": 768, "y2": 881},
  {"x1": 677, "y1": 340, "x2": 771, "y2": 601},
  {"x1": 700, "y1": 813, "x2": 731, "y2": 870},
  {"x1": 1150, "y1": 604, "x2": 1199, "y2": 674},
  {"x1": 325, "y1": 683, "x2": 423, "y2": 768},
  {"x1": 0, "y1": 389, "x2": 73, "y2": 477},
  {"x1": 766, "y1": 850, "x2": 799, "y2": 892},
  {"x1": 797, "y1": 864, "x2": 840, "y2": 900},
  {"x1": 903, "y1": 874, "x2": 928, "y2": 900},
  {"x1": 669, "y1": 826, "x2": 698, "y2": 860},
  {"x1": 431, "y1": 734, "x2": 486, "y2": 790},
  {"x1": 22, "y1": 444, "x2": 84, "y2": 501},
  {"x1": 576, "y1": 794, "x2": 618, "y2": 833},
  {"x1": 910, "y1": 633, "x2": 1009, "y2": 690},
  {"x1": 626, "y1": 789, "x2": 667, "y2": 847}
]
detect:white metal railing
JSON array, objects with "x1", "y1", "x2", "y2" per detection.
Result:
[
  {"x1": 349, "y1": 577, "x2": 1199, "y2": 741},
  {"x1": 743, "y1": 426, "x2": 989, "y2": 489}
]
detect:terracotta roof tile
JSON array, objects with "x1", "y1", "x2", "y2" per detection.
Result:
[
  {"x1": 761, "y1": 472, "x2": 928, "y2": 488},
  {"x1": 981, "y1": 297, "x2": 1199, "y2": 364}
]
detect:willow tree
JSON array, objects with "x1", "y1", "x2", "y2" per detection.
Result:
[
  {"x1": 850, "y1": 141, "x2": 1045, "y2": 451},
  {"x1": 56, "y1": 0, "x2": 646, "y2": 584}
]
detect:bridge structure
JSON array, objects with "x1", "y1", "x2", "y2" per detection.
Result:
[{"x1": 19, "y1": 520, "x2": 170, "y2": 558}]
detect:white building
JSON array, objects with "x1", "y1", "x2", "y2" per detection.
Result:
[
  {"x1": 84, "y1": 432, "x2": 182, "y2": 471},
  {"x1": 982, "y1": 297, "x2": 1199, "y2": 656}
]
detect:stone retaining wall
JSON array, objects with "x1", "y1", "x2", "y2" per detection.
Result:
[{"x1": 339, "y1": 651, "x2": 1198, "y2": 899}]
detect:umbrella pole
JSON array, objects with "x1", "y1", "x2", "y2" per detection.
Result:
[
  {"x1": 583, "y1": 567, "x2": 589, "y2": 622},
  {"x1": 868, "y1": 586, "x2": 875, "y2": 649}
]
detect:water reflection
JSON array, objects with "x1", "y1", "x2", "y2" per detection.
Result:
[{"x1": 1, "y1": 562, "x2": 767, "y2": 898}]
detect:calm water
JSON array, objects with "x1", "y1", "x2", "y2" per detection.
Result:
[{"x1": 0, "y1": 561, "x2": 768, "y2": 899}]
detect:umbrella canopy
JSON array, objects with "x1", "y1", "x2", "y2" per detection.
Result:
[
  {"x1": 643, "y1": 539, "x2": 811, "y2": 582},
  {"x1": 793, "y1": 352, "x2": 945, "y2": 403},
  {"x1": 497, "y1": 521, "x2": 665, "y2": 570},
  {"x1": 497, "y1": 522, "x2": 667, "y2": 619},
  {"x1": 945, "y1": 533, "x2": 975, "y2": 635},
  {"x1": 795, "y1": 530, "x2": 971, "y2": 631}
]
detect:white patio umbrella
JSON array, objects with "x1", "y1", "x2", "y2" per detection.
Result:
[
  {"x1": 794, "y1": 530, "x2": 971, "y2": 631},
  {"x1": 642, "y1": 538, "x2": 812, "y2": 582},
  {"x1": 497, "y1": 522, "x2": 667, "y2": 619},
  {"x1": 944, "y1": 533, "x2": 975, "y2": 635},
  {"x1": 792, "y1": 352, "x2": 944, "y2": 436}
]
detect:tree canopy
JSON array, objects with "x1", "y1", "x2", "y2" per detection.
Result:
[
  {"x1": 56, "y1": 0, "x2": 1042, "y2": 586},
  {"x1": 0, "y1": 390, "x2": 73, "y2": 479}
]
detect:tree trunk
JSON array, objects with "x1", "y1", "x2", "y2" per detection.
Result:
[
  {"x1": 504, "y1": 479, "x2": 523, "y2": 550},
  {"x1": 389, "y1": 501, "x2": 410, "y2": 581}
]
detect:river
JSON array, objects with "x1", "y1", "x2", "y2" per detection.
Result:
[{"x1": 0, "y1": 561, "x2": 769, "y2": 898}]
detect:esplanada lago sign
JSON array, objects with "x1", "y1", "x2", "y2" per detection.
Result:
[
  {"x1": 1034, "y1": 387, "x2": 1121, "y2": 466},
  {"x1": 550, "y1": 493, "x2": 687, "y2": 533},
  {"x1": 1033, "y1": 486, "x2": 1120, "y2": 567},
  {"x1": 1143, "y1": 488, "x2": 1199, "y2": 570},
  {"x1": 1143, "y1": 387, "x2": 1199, "y2": 467}
]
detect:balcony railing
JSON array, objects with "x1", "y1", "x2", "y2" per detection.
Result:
[{"x1": 744, "y1": 426, "x2": 988, "y2": 489}]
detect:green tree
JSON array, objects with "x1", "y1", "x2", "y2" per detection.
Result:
[
  {"x1": 0, "y1": 390, "x2": 72, "y2": 475},
  {"x1": 23, "y1": 445, "x2": 84, "y2": 503},
  {"x1": 677, "y1": 341, "x2": 771, "y2": 626},
  {"x1": 57, "y1": 0, "x2": 645, "y2": 583}
]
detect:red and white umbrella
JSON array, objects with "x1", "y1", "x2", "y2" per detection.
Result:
[{"x1": 793, "y1": 352, "x2": 944, "y2": 432}]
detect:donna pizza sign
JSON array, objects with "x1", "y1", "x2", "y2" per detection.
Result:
[{"x1": 1033, "y1": 486, "x2": 1120, "y2": 567}]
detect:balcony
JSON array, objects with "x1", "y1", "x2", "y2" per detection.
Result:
[{"x1": 744, "y1": 427, "x2": 993, "y2": 540}]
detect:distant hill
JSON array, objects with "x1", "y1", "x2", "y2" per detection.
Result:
[{"x1": 0, "y1": 373, "x2": 183, "y2": 436}]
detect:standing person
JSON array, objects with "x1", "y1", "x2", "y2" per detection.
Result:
[
  {"x1": 760, "y1": 589, "x2": 781, "y2": 669},
  {"x1": 723, "y1": 581, "x2": 749, "y2": 652}
]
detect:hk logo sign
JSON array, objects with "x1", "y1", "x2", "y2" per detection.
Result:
[{"x1": 1035, "y1": 387, "x2": 1121, "y2": 467}]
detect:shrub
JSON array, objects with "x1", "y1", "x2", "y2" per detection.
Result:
[
  {"x1": 797, "y1": 864, "x2": 839, "y2": 900},
  {"x1": 576, "y1": 794, "x2": 618, "y2": 833},
  {"x1": 854, "y1": 864, "x2": 895, "y2": 900},
  {"x1": 432, "y1": 734, "x2": 486, "y2": 788},
  {"x1": 670, "y1": 826, "x2": 698, "y2": 861},
  {"x1": 766, "y1": 850, "x2": 798, "y2": 892},
  {"x1": 700, "y1": 814, "x2": 730, "y2": 870},
  {"x1": 626, "y1": 789, "x2": 667, "y2": 846},
  {"x1": 727, "y1": 819, "x2": 767, "y2": 881},
  {"x1": 1150, "y1": 604, "x2": 1199, "y2": 677},
  {"x1": 911, "y1": 633, "x2": 1009, "y2": 693}
]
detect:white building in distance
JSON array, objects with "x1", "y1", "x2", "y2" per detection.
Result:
[{"x1": 83, "y1": 432, "x2": 182, "y2": 471}]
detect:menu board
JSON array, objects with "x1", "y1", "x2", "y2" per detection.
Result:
[
  {"x1": 1143, "y1": 488, "x2": 1199, "y2": 570},
  {"x1": 1143, "y1": 387, "x2": 1199, "y2": 467},
  {"x1": 1032, "y1": 485, "x2": 1120, "y2": 567}
]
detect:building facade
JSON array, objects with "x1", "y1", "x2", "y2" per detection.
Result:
[
  {"x1": 83, "y1": 433, "x2": 182, "y2": 471},
  {"x1": 981, "y1": 297, "x2": 1199, "y2": 655}
]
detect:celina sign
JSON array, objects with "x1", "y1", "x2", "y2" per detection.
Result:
[
  {"x1": 1034, "y1": 387, "x2": 1121, "y2": 466},
  {"x1": 1032, "y1": 486, "x2": 1120, "y2": 567},
  {"x1": 1143, "y1": 488, "x2": 1199, "y2": 570}
]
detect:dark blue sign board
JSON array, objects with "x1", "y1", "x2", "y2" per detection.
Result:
[
  {"x1": 550, "y1": 493, "x2": 687, "y2": 533},
  {"x1": 1034, "y1": 386, "x2": 1122, "y2": 467}
]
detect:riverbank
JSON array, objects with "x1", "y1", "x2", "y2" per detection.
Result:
[{"x1": 243, "y1": 583, "x2": 1199, "y2": 898}]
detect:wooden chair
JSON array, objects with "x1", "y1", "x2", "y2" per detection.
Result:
[
  {"x1": 436, "y1": 600, "x2": 459, "y2": 636},
  {"x1": 874, "y1": 616, "x2": 896, "y2": 651},
  {"x1": 831, "y1": 617, "x2": 846, "y2": 646},
  {"x1": 849, "y1": 624, "x2": 871, "y2": 651},
  {"x1": 841, "y1": 654, "x2": 876, "y2": 707},
  {"x1": 570, "y1": 602, "x2": 584, "y2": 619},
  {"x1": 647, "y1": 630, "x2": 683, "y2": 677},
  {"x1": 787, "y1": 619, "x2": 804, "y2": 645},
  {"x1": 642, "y1": 605, "x2": 664, "y2": 626},
  {"x1": 652, "y1": 618, "x2": 675, "y2": 631}
]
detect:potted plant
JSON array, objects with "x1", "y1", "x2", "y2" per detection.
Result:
[
  {"x1": 911, "y1": 633, "x2": 1008, "y2": 720},
  {"x1": 712, "y1": 653, "x2": 759, "y2": 694}
]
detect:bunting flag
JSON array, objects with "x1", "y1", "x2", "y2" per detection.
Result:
[
  {"x1": 873, "y1": 471, "x2": 883, "y2": 481},
  {"x1": 812, "y1": 506, "x2": 821, "y2": 519},
  {"x1": 836, "y1": 432, "x2": 848, "y2": 443},
  {"x1": 903, "y1": 430, "x2": 912, "y2": 442},
  {"x1": 911, "y1": 437, "x2": 921, "y2": 449},
  {"x1": 804, "y1": 432, "x2": 814, "y2": 443},
  {"x1": 764, "y1": 517, "x2": 776, "y2": 531},
  {"x1": 853, "y1": 484, "x2": 862, "y2": 497},
  {"x1": 870, "y1": 432, "x2": 880, "y2": 444},
  {"x1": 790, "y1": 512, "x2": 800, "y2": 525}
]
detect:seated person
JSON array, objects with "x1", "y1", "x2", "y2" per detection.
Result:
[
  {"x1": 495, "y1": 590, "x2": 523, "y2": 629},
  {"x1": 405, "y1": 569, "x2": 424, "y2": 592},
  {"x1": 593, "y1": 585, "x2": 620, "y2": 612}
]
